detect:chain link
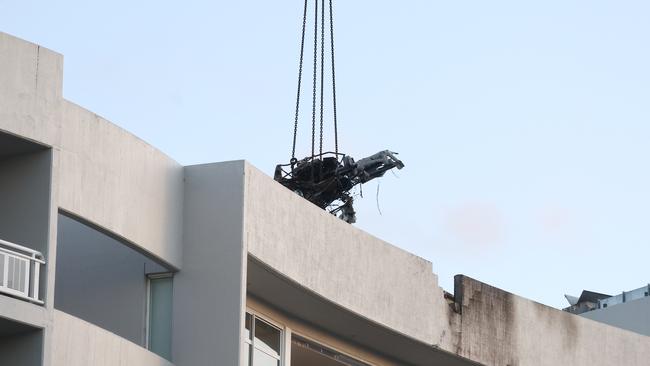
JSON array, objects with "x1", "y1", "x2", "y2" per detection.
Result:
[
  {"x1": 292, "y1": 0, "x2": 309, "y2": 160},
  {"x1": 292, "y1": 0, "x2": 340, "y2": 160},
  {"x1": 319, "y1": 0, "x2": 325, "y2": 156},
  {"x1": 311, "y1": 0, "x2": 319, "y2": 159},
  {"x1": 329, "y1": 0, "x2": 339, "y2": 155}
]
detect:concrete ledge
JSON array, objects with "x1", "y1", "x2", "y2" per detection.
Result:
[
  {"x1": 0, "y1": 296, "x2": 48, "y2": 329},
  {"x1": 51, "y1": 310, "x2": 174, "y2": 366},
  {"x1": 58, "y1": 101, "x2": 184, "y2": 269},
  {"x1": 454, "y1": 275, "x2": 650, "y2": 366}
]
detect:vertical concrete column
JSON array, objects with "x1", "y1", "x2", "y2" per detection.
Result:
[{"x1": 173, "y1": 161, "x2": 247, "y2": 366}]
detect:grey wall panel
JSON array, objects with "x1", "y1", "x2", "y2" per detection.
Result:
[
  {"x1": 0, "y1": 330, "x2": 43, "y2": 366},
  {"x1": 54, "y1": 214, "x2": 167, "y2": 346},
  {"x1": 0, "y1": 149, "x2": 52, "y2": 255},
  {"x1": 581, "y1": 296, "x2": 650, "y2": 337},
  {"x1": 173, "y1": 161, "x2": 246, "y2": 366}
]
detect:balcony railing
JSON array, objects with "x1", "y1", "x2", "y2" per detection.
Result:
[{"x1": 0, "y1": 238, "x2": 45, "y2": 304}]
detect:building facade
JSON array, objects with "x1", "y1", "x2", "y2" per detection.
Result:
[
  {"x1": 1, "y1": 32, "x2": 650, "y2": 366},
  {"x1": 565, "y1": 285, "x2": 650, "y2": 337}
]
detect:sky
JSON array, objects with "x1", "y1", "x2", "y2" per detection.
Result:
[{"x1": 2, "y1": 0, "x2": 649, "y2": 309}]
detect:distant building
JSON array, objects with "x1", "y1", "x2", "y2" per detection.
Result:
[{"x1": 564, "y1": 285, "x2": 650, "y2": 336}]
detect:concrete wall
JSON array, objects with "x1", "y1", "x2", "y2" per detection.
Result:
[
  {"x1": 54, "y1": 214, "x2": 168, "y2": 346},
  {"x1": 0, "y1": 329, "x2": 43, "y2": 366},
  {"x1": 51, "y1": 310, "x2": 173, "y2": 366},
  {"x1": 243, "y1": 163, "x2": 455, "y2": 350},
  {"x1": 581, "y1": 296, "x2": 650, "y2": 337},
  {"x1": 172, "y1": 161, "x2": 247, "y2": 366},
  {"x1": 58, "y1": 100, "x2": 184, "y2": 268},
  {"x1": 454, "y1": 275, "x2": 650, "y2": 366},
  {"x1": 0, "y1": 33, "x2": 63, "y2": 147},
  {"x1": 244, "y1": 164, "x2": 650, "y2": 366},
  {"x1": 0, "y1": 149, "x2": 52, "y2": 305},
  {"x1": 0, "y1": 31, "x2": 184, "y2": 269},
  {"x1": 0, "y1": 149, "x2": 52, "y2": 255},
  {"x1": 0, "y1": 31, "x2": 185, "y2": 366}
]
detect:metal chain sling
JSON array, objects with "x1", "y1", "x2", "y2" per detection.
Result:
[
  {"x1": 278, "y1": 0, "x2": 404, "y2": 224},
  {"x1": 291, "y1": 0, "x2": 339, "y2": 161}
]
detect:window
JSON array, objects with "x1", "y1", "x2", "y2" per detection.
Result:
[
  {"x1": 244, "y1": 312, "x2": 283, "y2": 366},
  {"x1": 291, "y1": 335, "x2": 372, "y2": 366},
  {"x1": 147, "y1": 274, "x2": 173, "y2": 361}
]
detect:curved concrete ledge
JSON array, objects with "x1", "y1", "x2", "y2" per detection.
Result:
[
  {"x1": 247, "y1": 256, "x2": 476, "y2": 366},
  {"x1": 51, "y1": 310, "x2": 174, "y2": 366},
  {"x1": 58, "y1": 100, "x2": 184, "y2": 268},
  {"x1": 0, "y1": 31, "x2": 184, "y2": 268}
]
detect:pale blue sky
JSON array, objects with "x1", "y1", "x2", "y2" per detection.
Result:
[{"x1": 3, "y1": 1, "x2": 649, "y2": 308}]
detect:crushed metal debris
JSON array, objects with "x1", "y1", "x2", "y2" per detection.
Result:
[{"x1": 274, "y1": 150, "x2": 404, "y2": 223}]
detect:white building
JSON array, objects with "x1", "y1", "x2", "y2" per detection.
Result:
[
  {"x1": 1, "y1": 31, "x2": 649, "y2": 366},
  {"x1": 565, "y1": 285, "x2": 650, "y2": 337}
]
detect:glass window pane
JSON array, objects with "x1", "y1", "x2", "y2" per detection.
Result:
[
  {"x1": 0, "y1": 253, "x2": 5, "y2": 285},
  {"x1": 291, "y1": 335, "x2": 371, "y2": 366},
  {"x1": 254, "y1": 318, "x2": 281, "y2": 356},
  {"x1": 253, "y1": 348, "x2": 279, "y2": 366},
  {"x1": 148, "y1": 276, "x2": 173, "y2": 361}
]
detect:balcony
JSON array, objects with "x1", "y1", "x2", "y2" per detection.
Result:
[
  {"x1": 0, "y1": 238, "x2": 45, "y2": 304},
  {"x1": 0, "y1": 130, "x2": 52, "y2": 306}
]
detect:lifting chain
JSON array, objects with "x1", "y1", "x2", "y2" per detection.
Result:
[
  {"x1": 291, "y1": 0, "x2": 309, "y2": 162},
  {"x1": 290, "y1": 0, "x2": 340, "y2": 161},
  {"x1": 329, "y1": 0, "x2": 339, "y2": 155}
]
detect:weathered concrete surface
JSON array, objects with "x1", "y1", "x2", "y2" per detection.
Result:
[
  {"x1": 455, "y1": 275, "x2": 650, "y2": 366},
  {"x1": 51, "y1": 310, "x2": 173, "y2": 366},
  {"x1": 243, "y1": 163, "x2": 456, "y2": 350},
  {"x1": 244, "y1": 162, "x2": 650, "y2": 365}
]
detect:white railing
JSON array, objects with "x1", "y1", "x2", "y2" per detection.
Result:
[{"x1": 0, "y1": 238, "x2": 45, "y2": 305}]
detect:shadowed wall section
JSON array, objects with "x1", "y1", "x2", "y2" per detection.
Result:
[{"x1": 54, "y1": 214, "x2": 170, "y2": 346}]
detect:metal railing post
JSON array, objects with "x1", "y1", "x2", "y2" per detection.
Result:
[{"x1": 0, "y1": 238, "x2": 45, "y2": 305}]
